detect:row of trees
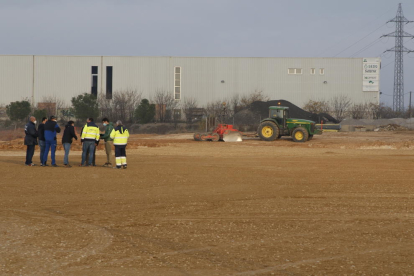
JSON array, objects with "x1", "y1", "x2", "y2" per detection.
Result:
[
  {"x1": 302, "y1": 95, "x2": 412, "y2": 121},
  {"x1": 202, "y1": 89, "x2": 270, "y2": 121},
  {"x1": 2, "y1": 89, "x2": 272, "y2": 127},
  {"x1": 5, "y1": 91, "x2": 411, "y2": 127},
  {"x1": 74, "y1": 89, "x2": 271, "y2": 124}
]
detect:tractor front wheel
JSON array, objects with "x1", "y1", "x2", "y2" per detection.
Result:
[
  {"x1": 308, "y1": 134, "x2": 314, "y2": 141},
  {"x1": 211, "y1": 133, "x2": 220, "y2": 142},
  {"x1": 257, "y1": 121, "x2": 279, "y2": 141},
  {"x1": 194, "y1": 133, "x2": 202, "y2": 141},
  {"x1": 292, "y1": 127, "x2": 309, "y2": 142}
]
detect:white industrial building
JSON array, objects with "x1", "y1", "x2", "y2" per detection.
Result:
[{"x1": 0, "y1": 55, "x2": 380, "y2": 108}]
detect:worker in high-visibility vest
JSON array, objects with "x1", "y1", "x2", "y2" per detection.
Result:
[
  {"x1": 110, "y1": 120, "x2": 130, "y2": 169},
  {"x1": 80, "y1": 117, "x2": 100, "y2": 166}
]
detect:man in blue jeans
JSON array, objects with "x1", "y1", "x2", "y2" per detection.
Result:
[
  {"x1": 38, "y1": 117, "x2": 48, "y2": 166},
  {"x1": 62, "y1": 120, "x2": 77, "y2": 168},
  {"x1": 42, "y1": 115, "x2": 61, "y2": 167},
  {"x1": 80, "y1": 118, "x2": 100, "y2": 166}
]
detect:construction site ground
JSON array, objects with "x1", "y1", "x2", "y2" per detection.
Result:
[{"x1": 1, "y1": 131, "x2": 414, "y2": 275}]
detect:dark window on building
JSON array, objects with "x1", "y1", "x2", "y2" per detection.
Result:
[
  {"x1": 91, "y1": 66, "x2": 98, "y2": 96},
  {"x1": 106, "y1": 66, "x2": 113, "y2": 100},
  {"x1": 91, "y1": 75, "x2": 98, "y2": 97}
]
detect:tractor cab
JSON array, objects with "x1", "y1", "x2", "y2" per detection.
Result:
[{"x1": 269, "y1": 106, "x2": 289, "y2": 128}]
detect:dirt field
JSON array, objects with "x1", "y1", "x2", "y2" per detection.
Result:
[{"x1": 1, "y1": 132, "x2": 414, "y2": 275}]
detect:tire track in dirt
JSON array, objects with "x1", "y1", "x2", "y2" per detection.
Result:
[
  {"x1": 0, "y1": 209, "x2": 113, "y2": 275},
  {"x1": 96, "y1": 215, "x2": 406, "y2": 274},
  {"x1": 232, "y1": 244, "x2": 411, "y2": 275}
]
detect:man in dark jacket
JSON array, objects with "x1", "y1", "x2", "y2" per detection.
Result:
[
  {"x1": 62, "y1": 121, "x2": 77, "y2": 168},
  {"x1": 42, "y1": 115, "x2": 61, "y2": 167},
  {"x1": 38, "y1": 117, "x2": 48, "y2": 166},
  {"x1": 24, "y1": 116, "x2": 38, "y2": 166}
]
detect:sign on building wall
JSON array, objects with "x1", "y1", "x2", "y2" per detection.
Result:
[{"x1": 362, "y1": 58, "x2": 380, "y2": 92}]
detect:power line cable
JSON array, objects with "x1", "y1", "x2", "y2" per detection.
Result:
[
  {"x1": 314, "y1": 5, "x2": 396, "y2": 57},
  {"x1": 381, "y1": 52, "x2": 409, "y2": 68},
  {"x1": 377, "y1": 50, "x2": 392, "y2": 58},
  {"x1": 382, "y1": 58, "x2": 395, "y2": 69},
  {"x1": 350, "y1": 38, "x2": 382, "y2": 57},
  {"x1": 333, "y1": 23, "x2": 386, "y2": 57},
  {"x1": 380, "y1": 91, "x2": 410, "y2": 96}
]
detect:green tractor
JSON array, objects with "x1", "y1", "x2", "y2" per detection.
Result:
[{"x1": 257, "y1": 106, "x2": 322, "y2": 142}]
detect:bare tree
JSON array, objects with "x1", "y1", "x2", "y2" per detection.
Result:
[
  {"x1": 380, "y1": 106, "x2": 399, "y2": 119},
  {"x1": 172, "y1": 104, "x2": 182, "y2": 128},
  {"x1": 0, "y1": 104, "x2": 7, "y2": 127},
  {"x1": 40, "y1": 96, "x2": 66, "y2": 117},
  {"x1": 368, "y1": 103, "x2": 381, "y2": 119},
  {"x1": 166, "y1": 95, "x2": 179, "y2": 122},
  {"x1": 152, "y1": 90, "x2": 177, "y2": 122},
  {"x1": 239, "y1": 89, "x2": 269, "y2": 108},
  {"x1": 329, "y1": 95, "x2": 351, "y2": 121},
  {"x1": 368, "y1": 103, "x2": 400, "y2": 119},
  {"x1": 98, "y1": 90, "x2": 142, "y2": 123},
  {"x1": 182, "y1": 97, "x2": 199, "y2": 123},
  {"x1": 205, "y1": 100, "x2": 223, "y2": 117},
  {"x1": 113, "y1": 90, "x2": 141, "y2": 123},
  {"x1": 98, "y1": 93, "x2": 115, "y2": 121},
  {"x1": 302, "y1": 99, "x2": 330, "y2": 114},
  {"x1": 228, "y1": 94, "x2": 241, "y2": 117},
  {"x1": 205, "y1": 100, "x2": 235, "y2": 124},
  {"x1": 39, "y1": 96, "x2": 73, "y2": 123},
  {"x1": 350, "y1": 103, "x2": 368, "y2": 119}
]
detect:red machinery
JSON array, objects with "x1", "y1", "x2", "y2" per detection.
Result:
[{"x1": 194, "y1": 124, "x2": 242, "y2": 142}]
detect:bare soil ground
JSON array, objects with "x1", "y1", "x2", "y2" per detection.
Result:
[{"x1": 1, "y1": 132, "x2": 414, "y2": 275}]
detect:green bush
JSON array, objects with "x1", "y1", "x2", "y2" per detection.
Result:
[
  {"x1": 33, "y1": 109, "x2": 48, "y2": 121},
  {"x1": 71, "y1": 93, "x2": 99, "y2": 122},
  {"x1": 135, "y1": 99, "x2": 155, "y2": 124},
  {"x1": 6, "y1": 101, "x2": 31, "y2": 122}
]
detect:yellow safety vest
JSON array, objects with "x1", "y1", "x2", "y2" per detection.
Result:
[
  {"x1": 81, "y1": 123, "x2": 100, "y2": 142},
  {"x1": 110, "y1": 126, "x2": 129, "y2": 146}
]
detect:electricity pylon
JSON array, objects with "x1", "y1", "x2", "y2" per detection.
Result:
[{"x1": 381, "y1": 3, "x2": 414, "y2": 112}]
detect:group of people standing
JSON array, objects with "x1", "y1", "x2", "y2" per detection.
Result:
[{"x1": 24, "y1": 116, "x2": 129, "y2": 169}]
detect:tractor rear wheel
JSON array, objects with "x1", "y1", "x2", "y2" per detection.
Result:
[
  {"x1": 292, "y1": 127, "x2": 309, "y2": 142},
  {"x1": 257, "y1": 121, "x2": 279, "y2": 141}
]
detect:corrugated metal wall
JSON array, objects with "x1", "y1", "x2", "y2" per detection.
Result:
[
  {"x1": 0, "y1": 55, "x2": 33, "y2": 105},
  {"x1": 34, "y1": 56, "x2": 101, "y2": 105},
  {"x1": 102, "y1": 56, "x2": 171, "y2": 99},
  {"x1": 167, "y1": 57, "x2": 378, "y2": 106},
  {"x1": 0, "y1": 55, "x2": 379, "y2": 108}
]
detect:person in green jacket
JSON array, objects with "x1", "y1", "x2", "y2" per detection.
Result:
[{"x1": 101, "y1": 118, "x2": 114, "y2": 167}]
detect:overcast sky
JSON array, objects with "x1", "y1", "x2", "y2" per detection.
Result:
[{"x1": 1, "y1": 0, "x2": 414, "y2": 107}]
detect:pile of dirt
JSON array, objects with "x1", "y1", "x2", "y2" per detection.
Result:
[
  {"x1": 232, "y1": 109, "x2": 260, "y2": 131},
  {"x1": 377, "y1": 124, "x2": 409, "y2": 132},
  {"x1": 0, "y1": 129, "x2": 25, "y2": 141},
  {"x1": 248, "y1": 100, "x2": 339, "y2": 123}
]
